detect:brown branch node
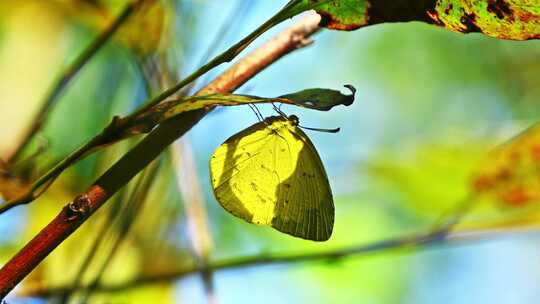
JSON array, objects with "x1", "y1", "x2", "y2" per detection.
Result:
[{"x1": 64, "y1": 194, "x2": 92, "y2": 222}]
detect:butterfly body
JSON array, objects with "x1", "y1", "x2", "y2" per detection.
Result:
[{"x1": 210, "y1": 115, "x2": 334, "y2": 241}]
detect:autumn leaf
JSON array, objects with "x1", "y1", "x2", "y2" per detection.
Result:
[
  {"x1": 428, "y1": 0, "x2": 540, "y2": 40},
  {"x1": 471, "y1": 123, "x2": 540, "y2": 207},
  {"x1": 292, "y1": 0, "x2": 539, "y2": 40}
]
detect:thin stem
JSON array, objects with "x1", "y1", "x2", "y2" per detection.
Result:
[
  {"x1": 0, "y1": 13, "x2": 322, "y2": 299},
  {"x1": 19, "y1": 226, "x2": 540, "y2": 297},
  {"x1": 7, "y1": 0, "x2": 143, "y2": 163}
]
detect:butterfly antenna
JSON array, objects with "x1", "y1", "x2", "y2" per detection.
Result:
[
  {"x1": 271, "y1": 102, "x2": 288, "y2": 118},
  {"x1": 253, "y1": 104, "x2": 264, "y2": 121},
  {"x1": 248, "y1": 104, "x2": 263, "y2": 122},
  {"x1": 299, "y1": 125, "x2": 341, "y2": 133}
]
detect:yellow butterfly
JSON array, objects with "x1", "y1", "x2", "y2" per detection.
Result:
[{"x1": 209, "y1": 115, "x2": 334, "y2": 241}]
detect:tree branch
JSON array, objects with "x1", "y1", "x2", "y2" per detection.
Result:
[{"x1": 0, "y1": 13, "x2": 322, "y2": 300}]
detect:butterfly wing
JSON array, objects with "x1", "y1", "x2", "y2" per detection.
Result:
[
  {"x1": 210, "y1": 116, "x2": 334, "y2": 241},
  {"x1": 271, "y1": 124, "x2": 334, "y2": 241},
  {"x1": 210, "y1": 119, "x2": 282, "y2": 226}
]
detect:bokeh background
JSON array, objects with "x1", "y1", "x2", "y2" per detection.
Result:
[{"x1": 1, "y1": 0, "x2": 540, "y2": 303}]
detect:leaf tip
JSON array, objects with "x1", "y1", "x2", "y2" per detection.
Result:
[{"x1": 342, "y1": 84, "x2": 357, "y2": 106}]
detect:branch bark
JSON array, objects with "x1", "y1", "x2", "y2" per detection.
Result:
[{"x1": 0, "y1": 13, "x2": 322, "y2": 299}]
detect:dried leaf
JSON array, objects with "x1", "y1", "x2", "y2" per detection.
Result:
[{"x1": 471, "y1": 123, "x2": 540, "y2": 207}]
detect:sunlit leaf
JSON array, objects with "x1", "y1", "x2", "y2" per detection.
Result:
[
  {"x1": 166, "y1": 85, "x2": 355, "y2": 116},
  {"x1": 109, "y1": 86, "x2": 356, "y2": 144}
]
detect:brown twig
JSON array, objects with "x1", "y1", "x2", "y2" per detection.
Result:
[
  {"x1": 0, "y1": 13, "x2": 322, "y2": 299},
  {"x1": 7, "y1": 0, "x2": 144, "y2": 163},
  {"x1": 18, "y1": 226, "x2": 540, "y2": 298},
  {"x1": 172, "y1": 140, "x2": 216, "y2": 303}
]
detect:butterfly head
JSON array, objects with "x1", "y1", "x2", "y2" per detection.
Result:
[{"x1": 288, "y1": 115, "x2": 300, "y2": 126}]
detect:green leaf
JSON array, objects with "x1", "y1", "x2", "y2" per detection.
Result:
[
  {"x1": 278, "y1": 85, "x2": 356, "y2": 111},
  {"x1": 311, "y1": 0, "x2": 370, "y2": 30},
  {"x1": 289, "y1": 0, "x2": 539, "y2": 40},
  {"x1": 103, "y1": 85, "x2": 355, "y2": 152},
  {"x1": 112, "y1": 85, "x2": 355, "y2": 140},
  {"x1": 282, "y1": 0, "x2": 370, "y2": 29},
  {"x1": 92, "y1": 86, "x2": 355, "y2": 151},
  {"x1": 154, "y1": 85, "x2": 357, "y2": 129}
]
